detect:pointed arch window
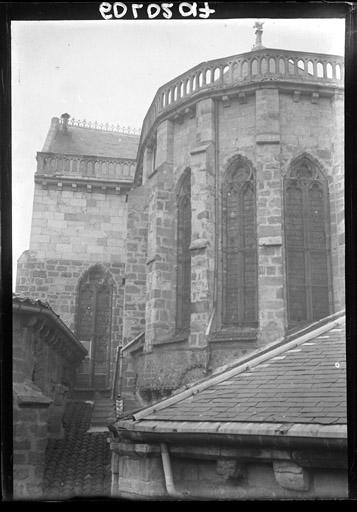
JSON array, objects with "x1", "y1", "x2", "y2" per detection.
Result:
[
  {"x1": 76, "y1": 265, "x2": 113, "y2": 388},
  {"x1": 222, "y1": 158, "x2": 258, "y2": 326},
  {"x1": 284, "y1": 156, "x2": 331, "y2": 327},
  {"x1": 176, "y1": 170, "x2": 191, "y2": 333}
]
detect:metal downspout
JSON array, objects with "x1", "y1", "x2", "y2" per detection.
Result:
[{"x1": 160, "y1": 443, "x2": 186, "y2": 498}]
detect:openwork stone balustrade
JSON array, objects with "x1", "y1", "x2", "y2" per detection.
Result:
[
  {"x1": 138, "y1": 48, "x2": 344, "y2": 155},
  {"x1": 36, "y1": 152, "x2": 136, "y2": 182}
]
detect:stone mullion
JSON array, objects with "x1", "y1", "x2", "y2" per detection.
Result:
[{"x1": 303, "y1": 183, "x2": 316, "y2": 323}]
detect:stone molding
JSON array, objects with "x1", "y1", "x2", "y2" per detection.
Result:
[
  {"x1": 13, "y1": 296, "x2": 87, "y2": 364},
  {"x1": 13, "y1": 381, "x2": 53, "y2": 408},
  {"x1": 189, "y1": 238, "x2": 209, "y2": 251},
  {"x1": 35, "y1": 174, "x2": 132, "y2": 194}
]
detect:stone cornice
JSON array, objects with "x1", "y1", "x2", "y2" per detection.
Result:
[
  {"x1": 13, "y1": 296, "x2": 87, "y2": 364},
  {"x1": 13, "y1": 381, "x2": 53, "y2": 408},
  {"x1": 37, "y1": 150, "x2": 136, "y2": 164},
  {"x1": 35, "y1": 174, "x2": 133, "y2": 194},
  {"x1": 134, "y1": 81, "x2": 343, "y2": 186}
]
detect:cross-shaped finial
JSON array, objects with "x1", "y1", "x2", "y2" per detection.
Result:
[{"x1": 252, "y1": 21, "x2": 264, "y2": 50}]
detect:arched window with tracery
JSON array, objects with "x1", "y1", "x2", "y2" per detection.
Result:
[
  {"x1": 222, "y1": 157, "x2": 258, "y2": 326},
  {"x1": 284, "y1": 155, "x2": 331, "y2": 327},
  {"x1": 176, "y1": 169, "x2": 191, "y2": 333},
  {"x1": 76, "y1": 265, "x2": 113, "y2": 388}
]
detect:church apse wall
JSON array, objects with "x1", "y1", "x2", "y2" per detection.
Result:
[
  {"x1": 122, "y1": 47, "x2": 344, "y2": 402},
  {"x1": 16, "y1": 47, "x2": 344, "y2": 406}
]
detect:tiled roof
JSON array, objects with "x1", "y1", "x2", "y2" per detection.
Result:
[
  {"x1": 45, "y1": 124, "x2": 139, "y2": 160},
  {"x1": 44, "y1": 401, "x2": 111, "y2": 498},
  {"x1": 122, "y1": 317, "x2": 346, "y2": 430}
]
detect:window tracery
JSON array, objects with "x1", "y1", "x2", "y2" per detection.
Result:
[{"x1": 222, "y1": 158, "x2": 258, "y2": 326}]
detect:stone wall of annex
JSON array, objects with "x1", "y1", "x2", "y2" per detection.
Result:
[
  {"x1": 13, "y1": 304, "x2": 85, "y2": 499},
  {"x1": 112, "y1": 441, "x2": 347, "y2": 500}
]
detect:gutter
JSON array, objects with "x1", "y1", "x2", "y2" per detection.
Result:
[{"x1": 116, "y1": 423, "x2": 347, "y2": 452}]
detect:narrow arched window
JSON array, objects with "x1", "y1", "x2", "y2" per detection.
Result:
[
  {"x1": 222, "y1": 159, "x2": 258, "y2": 326},
  {"x1": 176, "y1": 170, "x2": 191, "y2": 333},
  {"x1": 76, "y1": 265, "x2": 113, "y2": 388},
  {"x1": 284, "y1": 156, "x2": 331, "y2": 327}
]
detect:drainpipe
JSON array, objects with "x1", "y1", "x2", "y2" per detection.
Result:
[{"x1": 160, "y1": 443, "x2": 187, "y2": 499}]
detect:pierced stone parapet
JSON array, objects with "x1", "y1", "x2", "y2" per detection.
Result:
[
  {"x1": 135, "y1": 47, "x2": 344, "y2": 184},
  {"x1": 36, "y1": 151, "x2": 136, "y2": 183}
]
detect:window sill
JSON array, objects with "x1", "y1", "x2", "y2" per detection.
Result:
[{"x1": 208, "y1": 326, "x2": 258, "y2": 343}]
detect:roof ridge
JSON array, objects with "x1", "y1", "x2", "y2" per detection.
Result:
[
  {"x1": 64, "y1": 117, "x2": 141, "y2": 136},
  {"x1": 130, "y1": 313, "x2": 345, "y2": 422}
]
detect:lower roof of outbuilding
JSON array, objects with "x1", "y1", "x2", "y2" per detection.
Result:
[{"x1": 115, "y1": 312, "x2": 346, "y2": 445}]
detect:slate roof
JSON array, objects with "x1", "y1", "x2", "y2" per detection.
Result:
[
  {"x1": 44, "y1": 122, "x2": 139, "y2": 160},
  {"x1": 118, "y1": 315, "x2": 346, "y2": 434},
  {"x1": 43, "y1": 401, "x2": 111, "y2": 499}
]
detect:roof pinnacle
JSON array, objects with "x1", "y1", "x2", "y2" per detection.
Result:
[{"x1": 252, "y1": 21, "x2": 264, "y2": 50}]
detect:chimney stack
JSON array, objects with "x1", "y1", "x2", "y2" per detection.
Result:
[{"x1": 61, "y1": 113, "x2": 70, "y2": 133}]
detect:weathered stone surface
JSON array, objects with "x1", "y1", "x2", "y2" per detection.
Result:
[
  {"x1": 216, "y1": 459, "x2": 245, "y2": 481},
  {"x1": 273, "y1": 461, "x2": 310, "y2": 491}
]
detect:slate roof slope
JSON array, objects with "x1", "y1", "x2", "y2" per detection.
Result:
[
  {"x1": 118, "y1": 315, "x2": 346, "y2": 434},
  {"x1": 44, "y1": 123, "x2": 139, "y2": 160}
]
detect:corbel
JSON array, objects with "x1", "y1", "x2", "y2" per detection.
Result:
[
  {"x1": 184, "y1": 106, "x2": 195, "y2": 119},
  {"x1": 221, "y1": 95, "x2": 231, "y2": 108},
  {"x1": 174, "y1": 111, "x2": 185, "y2": 124},
  {"x1": 311, "y1": 92, "x2": 319, "y2": 104},
  {"x1": 293, "y1": 90, "x2": 301, "y2": 103},
  {"x1": 238, "y1": 92, "x2": 246, "y2": 104}
]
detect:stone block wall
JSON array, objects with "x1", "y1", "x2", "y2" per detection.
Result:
[
  {"x1": 16, "y1": 253, "x2": 124, "y2": 387},
  {"x1": 111, "y1": 441, "x2": 347, "y2": 500},
  {"x1": 124, "y1": 84, "x2": 344, "y2": 398},
  {"x1": 13, "y1": 313, "x2": 75, "y2": 399},
  {"x1": 12, "y1": 310, "x2": 82, "y2": 499},
  {"x1": 29, "y1": 186, "x2": 127, "y2": 262},
  {"x1": 122, "y1": 186, "x2": 149, "y2": 345},
  {"x1": 13, "y1": 397, "x2": 51, "y2": 499}
]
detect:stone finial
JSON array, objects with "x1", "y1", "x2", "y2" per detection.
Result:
[
  {"x1": 252, "y1": 21, "x2": 264, "y2": 50},
  {"x1": 61, "y1": 113, "x2": 70, "y2": 133}
]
